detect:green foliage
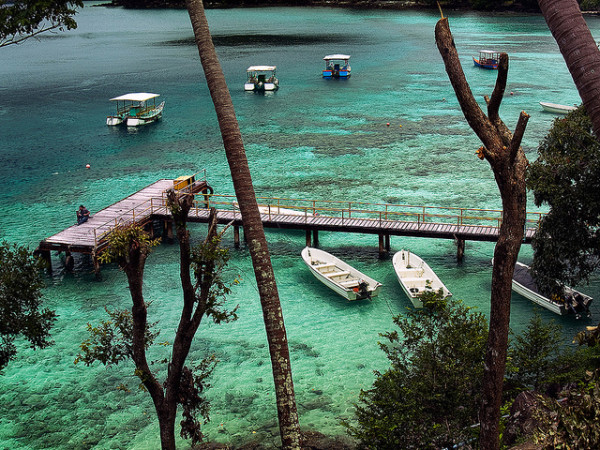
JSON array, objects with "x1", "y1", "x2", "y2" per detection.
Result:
[
  {"x1": 527, "y1": 106, "x2": 600, "y2": 292},
  {"x1": 0, "y1": 0, "x2": 83, "y2": 47},
  {"x1": 191, "y1": 235, "x2": 238, "y2": 324},
  {"x1": 506, "y1": 313, "x2": 563, "y2": 392},
  {"x1": 77, "y1": 217, "x2": 237, "y2": 445},
  {"x1": 75, "y1": 307, "x2": 159, "y2": 367},
  {"x1": 97, "y1": 223, "x2": 161, "y2": 265},
  {"x1": 344, "y1": 292, "x2": 488, "y2": 448},
  {"x1": 179, "y1": 355, "x2": 217, "y2": 445},
  {"x1": 580, "y1": 0, "x2": 600, "y2": 12},
  {"x1": 0, "y1": 241, "x2": 56, "y2": 372}
]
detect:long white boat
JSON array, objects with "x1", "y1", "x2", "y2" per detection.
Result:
[
  {"x1": 107, "y1": 93, "x2": 164, "y2": 126},
  {"x1": 302, "y1": 247, "x2": 381, "y2": 301},
  {"x1": 511, "y1": 261, "x2": 592, "y2": 318},
  {"x1": 539, "y1": 101, "x2": 577, "y2": 115},
  {"x1": 392, "y1": 250, "x2": 452, "y2": 308},
  {"x1": 233, "y1": 202, "x2": 313, "y2": 216}
]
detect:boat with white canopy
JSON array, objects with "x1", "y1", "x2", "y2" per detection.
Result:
[
  {"x1": 322, "y1": 54, "x2": 351, "y2": 78},
  {"x1": 106, "y1": 93, "x2": 164, "y2": 126},
  {"x1": 244, "y1": 66, "x2": 279, "y2": 91}
]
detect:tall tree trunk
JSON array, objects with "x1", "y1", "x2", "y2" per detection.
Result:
[
  {"x1": 538, "y1": 0, "x2": 600, "y2": 137},
  {"x1": 185, "y1": 1, "x2": 301, "y2": 448},
  {"x1": 435, "y1": 17, "x2": 529, "y2": 450},
  {"x1": 122, "y1": 243, "x2": 175, "y2": 449}
]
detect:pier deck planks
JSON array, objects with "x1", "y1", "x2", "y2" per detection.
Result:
[{"x1": 38, "y1": 179, "x2": 538, "y2": 257}]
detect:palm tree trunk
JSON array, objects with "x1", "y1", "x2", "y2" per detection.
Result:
[
  {"x1": 538, "y1": 0, "x2": 600, "y2": 137},
  {"x1": 184, "y1": 1, "x2": 301, "y2": 448}
]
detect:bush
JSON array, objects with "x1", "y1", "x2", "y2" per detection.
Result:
[{"x1": 344, "y1": 292, "x2": 488, "y2": 448}]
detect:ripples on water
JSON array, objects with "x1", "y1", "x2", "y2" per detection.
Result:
[{"x1": 1, "y1": 4, "x2": 600, "y2": 448}]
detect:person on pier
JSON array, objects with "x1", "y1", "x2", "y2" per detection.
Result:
[{"x1": 76, "y1": 205, "x2": 90, "y2": 225}]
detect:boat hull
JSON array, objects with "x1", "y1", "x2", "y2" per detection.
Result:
[
  {"x1": 473, "y1": 57, "x2": 498, "y2": 69},
  {"x1": 539, "y1": 101, "x2": 576, "y2": 115},
  {"x1": 245, "y1": 81, "x2": 279, "y2": 92},
  {"x1": 511, "y1": 261, "x2": 592, "y2": 317},
  {"x1": 126, "y1": 101, "x2": 165, "y2": 127},
  {"x1": 322, "y1": 70, "x2": 351, "y2": 78},
  {"x1": 106, "y1": 116, "x2": 124, "y2": 126},
  {"x1": 392, "y1": 250, "x2": 452, "y2": 308},
  {"x1": 302, "y1": 247, "x2": 381, "y2": 301}
]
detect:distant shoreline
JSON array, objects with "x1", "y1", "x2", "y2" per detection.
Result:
[{"x1": 98, "y1": 0, "x2": 546, "y2": 14}]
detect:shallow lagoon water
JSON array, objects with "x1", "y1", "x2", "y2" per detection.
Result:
[{"x1": 1, "y1": 4, "x2": 600, "y2": 448}]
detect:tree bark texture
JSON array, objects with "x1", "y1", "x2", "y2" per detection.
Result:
[
  {"x1": 538, "y1": 0, "x2": 600, "y2": 137},
  {"x1": 185, "y1": 1, "x2": 301, "y2": 448},
  {"x1": 121, "y1": 243, "x2": 176, "y2": 449},
  {"x1": 435, "y1": 17, "x2": 529, "y2": 450}
]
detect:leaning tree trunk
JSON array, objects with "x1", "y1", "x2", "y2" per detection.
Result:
[
  {"x1": 435, "y1": 17, "x2": 529, "y2": 450},
  {"x1": 538, "y1": 0, "x2": 600, "y2": 138},
  {"x1": 185, "y1": 1, "x2": 301, "y2": 448}
]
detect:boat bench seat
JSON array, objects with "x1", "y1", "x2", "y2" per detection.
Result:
[
  {"x1": 339, "y1": 279, "x2": 360, "y2": 288},
  {"x1": 313, "y1": 263, "x2": 336, "y2": 271},
  {"x1": 402, "y1": 277, "x2": 428, "y2": 285},
  {"x1": 327, "y1": 270, "x2": 351, "y2": 278}
]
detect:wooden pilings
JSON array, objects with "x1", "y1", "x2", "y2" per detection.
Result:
[
  {"x1": 456, "y1": 237, "x2": 465, "y2": 262},
  {"x1": 234, "y1": 226, "x2": 240, "y2": 248},
  {"x1": 378, "y1": 234, "x2": 391, "y2": 257}
]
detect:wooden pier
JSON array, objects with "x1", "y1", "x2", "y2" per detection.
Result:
[{"x1": 36, "y1": 179, "x2": 543, "y2": 273}]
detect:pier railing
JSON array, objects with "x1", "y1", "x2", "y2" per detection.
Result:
[
  {"x1": 194, "y1": 194, "x2": 544, "y2": 230},
  {"x1": 88, "y1": 192, "x2": 544, "y2": 250}
]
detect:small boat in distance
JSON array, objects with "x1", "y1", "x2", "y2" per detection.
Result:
[
  {"x1": 473, "y1": 50, "x2": 500, "y2": 69},
  {"x1": 511, "y1": 261, "x2": 592, "y2": 318},
  {"x1": 302, "y1": 247, "x2": 381, "y2": 301},
  {"x1": 233, "y1": 202, "x2": 313, "y2": 216},
  {"x1": 107, "y1": 93, "x2": 164, "y2": 127},
  {"x1": 244, "y1": 65, "x2": 279, "y2": 91},
  {"x1": 539, "y1": 101, "x2": 577, "y2": 115},
  {"x1": 392, "y1": 250, "x2": 452, "y2": 308},
  {"x1": 322, "y1": 54, "x2": 351, "y2": 78}
]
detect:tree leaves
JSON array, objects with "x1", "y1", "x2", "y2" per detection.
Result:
[
  {"x1": 0, "y1": 241, "x2": 56, "y2": 372},
  {"x1": 528, "y1": 107, "x2": 600, "y2": 291}
]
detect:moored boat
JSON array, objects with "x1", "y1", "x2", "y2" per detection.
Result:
[
  {"x1": 107, "y1": 93, "x2": 164, "y2": 126},
  {"x1": 539, "y1": 101, "x2": 577, "y2": 115},
  {"x1": 392, "y1": 250, "x2": 452, "y2": 308},
  {"x1": 473, "y1": 50, "x2": 500, "y2": 69},
  {"x1": 511, "y1": 261, "x2": 592, "y2": 318},
  {"x1": 234, "y1": 202, "x2": 312, "y2": 216},
  {"x1": 322, "y1": 54, "x2": 351, "y2": 78},
  {"x1": 244, "y1": 65, "x2": 279, "y2": 91},
  {"x1": 302, "y1": 247, "x2": 381, "y2": 301}
]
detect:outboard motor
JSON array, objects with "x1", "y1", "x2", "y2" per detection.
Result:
[{"x1": 358, "y1": 280, "x2": 370, "y2": 300}]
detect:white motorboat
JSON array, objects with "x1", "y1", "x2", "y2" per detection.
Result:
[
  {"x1": 107, "y1": 93, "x2": 164, "y2": 126},
  {"x1": 392, "y1": 250, "x2": 452, "y2": 308},
  {"x1": 511, "y1": 261, "x2": 592, "y2": 318},
  {"x1": 233, "y1": 202, "x2": 313, "y2": 216},
  {"x1": 244, "y1": 66, "x2": 279, "y2": 91},
  {"x1": 302, "y1": 247, "x2": 381, "y2": 301},
  {"x1": 539, "y1": 101, "x2": 577, "y2": 115}
]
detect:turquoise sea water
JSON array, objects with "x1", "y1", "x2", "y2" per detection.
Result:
[{"x1": 2, "y1": 4, "x2": 600, "y2": 448}]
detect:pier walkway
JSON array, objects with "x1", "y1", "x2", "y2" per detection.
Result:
[{"x1": 36, "y1": 179, "x2": 543, "y2": 272}]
